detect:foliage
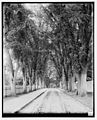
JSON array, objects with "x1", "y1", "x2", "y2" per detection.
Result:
[
  {"x1": 44, "y1": 3, "x2": 93, "y2": 74},
  {"x1": 3, "y1": 3, "x2": 93, "y2": 90}
]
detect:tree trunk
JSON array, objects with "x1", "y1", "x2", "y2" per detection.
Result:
[
  {"x1": 10, "y1": 70, "x2": 18, "y2": 96},
  {"x1": 71, "y1": 74, "x2": 76, "y2": 91},
  {"x1": 65, "y1": 80, "x2": 68, "y2": 90},
  {"x1": 76, "y1": 73, "x2": 81, "y2": 95},
  {"x1": 80, "y1": 69, "x2": 87, "y2": 96},
  {"x1": 4, "y1": 47, "x2": 16, "y2": 96},
  {"x1": 59, "y1": 81, "x2": 62, "y2": 88},
  {"x1": 35, "y1": 72, "x2": 38, "y2": 89},
  {"x1": 76, "y1": 68, "x2": 87, "y2": 96},
  {"x1": 68, "y1": 77, "x2": 72, "y2": 91},
  {"x1": 63, "y1": 66, "x2": 68, "y2": 90},
  {"x1": 11, "y1": 65, "x2": 20, "y2": 96},
  {"x1": 42, "y1": 80, "x2": 45, "y2": 88},
  {"x1": 32, "y1": 70, "x2": 36, "y2": 90},
  {"x1": 39, "y1": 77, "x2": 41, "y2": 88},
  {"x1": 40, "y1": 79, "x2": 42, "y2": 88},
  {"x1": 69, "y1": 73, "x2": 76, "y2": 92},
  {"x1": 64, "y1": 70, "x2": 68, "y2": 90},
  {"x1": 37, "y1": 77, "x2": 40, "y2": 89},
  {"x1": 35, "y1": 80, "x2": 38, "y2": 89},
  {"x1": 29, "y1": 77, "x2": 32, "y2": 92},
  {"x1": 62, "y1": 67, "x2": 65, "y2": 89},
  {"x1": 36, "y1": 74, "x2": 39, "y2": 89},
  {"x1": 23, "y1": 74, "x2": 27, "y2": 93},
  {"x1": 33, "y1": 70, "x2": 36, "y2": 85},
  {"x1": 10, "y1": 77, "x2": 16, "y2": 96},
  {"x1": 32, "y1": 83, "x2": 36, "y2": 90}
]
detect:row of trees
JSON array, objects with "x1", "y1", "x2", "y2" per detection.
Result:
[
  {"x1": 44, "y1": 3, "x2": 93, "y2": 96},
  {"x1": 3, "y1": 4, "x2": 50, "y2": 96},
  {"x1": 3, "y1": 3, "x2": 93, "y2": 96}
]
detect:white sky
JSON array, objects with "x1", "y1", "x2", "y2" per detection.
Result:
[
  {"x1": 23, "y1": 4, "x2": 49, "y2": 13},
  {"x1": 23, "y1": 3, "x2": 52, "y2": 32}
]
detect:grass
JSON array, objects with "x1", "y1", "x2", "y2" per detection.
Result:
[{"x1": 64, "y1": 91, "x2": 93, "y2": 110}]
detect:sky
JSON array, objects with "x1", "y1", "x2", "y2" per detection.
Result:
[
  {"x1": 23, "y1": 4, "x2": 49, "y2": 13},
  {"x1": 23, "y1": 3, "x2": 52, "y2": 33}
]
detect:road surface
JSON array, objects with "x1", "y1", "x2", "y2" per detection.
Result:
[{"x1": 3, "y1": 88, "x2": 92, "y2": 114}]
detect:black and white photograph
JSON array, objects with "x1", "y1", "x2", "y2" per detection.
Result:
[{"x1": 2, "y1": 2, "x2": 94, "y2": 117}]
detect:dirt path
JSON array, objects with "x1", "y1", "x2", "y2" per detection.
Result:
[{"x1": 19, "y1": 88, "x2": 92, "y2": 113}]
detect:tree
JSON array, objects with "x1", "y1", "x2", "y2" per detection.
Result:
[
  {"x1": 3, "y1": 4, "x2": 24, "y2": 95},
  {"x1": 3, "y1": 3, "x2": 34, "y2": 95},
  {"x1": 43, "y1": 3, "x2": 93, "y2": 95},
  {"x1": 43, "y1": 3, "x2": 74, "y2": 90},
  {"x1": 68, "y1": 4, "x2": 93, "y2": 96}
]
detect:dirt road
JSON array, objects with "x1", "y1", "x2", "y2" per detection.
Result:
[{"x1": 18, "y1": 88, "x2": 92, "y2": 113}]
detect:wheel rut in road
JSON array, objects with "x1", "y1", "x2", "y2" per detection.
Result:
[
  {"x1": 15, "y1": 90, "x2": 47, "y2": 113},
  {"x1": 36, "y1": 90, "x2": 66, "y2": 113}
]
